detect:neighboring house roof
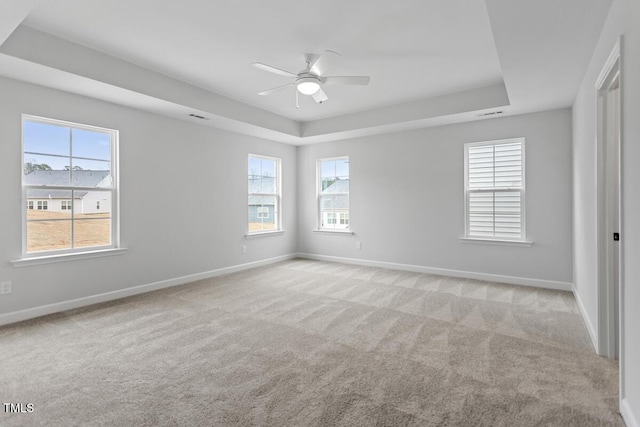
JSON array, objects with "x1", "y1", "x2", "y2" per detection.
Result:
[
  {"x1": 321, "y1": 179, "x2": 349, "y2": 210},
  {"x1": 322, "y1": 179, "x2": 349, "y2": 194},
  {"x1": 25, "y1": 170, "x2": 111, "y2": 199},
  {"x1": 248, "y1": 176, "x2": 275, "y2": 195},
  {"x1": 28, "y1": 190, "x2": 88, "y2": 199}
]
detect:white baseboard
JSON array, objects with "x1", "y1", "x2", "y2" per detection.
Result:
[
  {"x1": 0, "y1": 254, "x2": 297, "y2": 327},
  {"x1": 295, "y1": 253, "x2": 573, "y2": 291},
  {"x1": 622, "y1": 399, "x2": 640, "y2": 427},
  {"x1": 572, "y1": 284, "x2": 598, "y2": 353}
]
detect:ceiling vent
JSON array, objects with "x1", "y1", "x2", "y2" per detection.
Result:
[
  {"x1": 188, "y1": 113, "x2": 209, "y2": 120},
  {"x1": 478, "y1": 110, "x2": 504, "y2": 117}
]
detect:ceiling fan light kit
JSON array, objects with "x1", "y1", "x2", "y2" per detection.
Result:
[
  {"x1": 296, "y1": 76, "x2": 321, "y2": 95},
  {"x1": 252, "y1": 50, "x2": 370, "y2": 106}
]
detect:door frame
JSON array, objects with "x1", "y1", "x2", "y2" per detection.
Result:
[{"x1": 595, "y1": 37, "x2": 623, "y2": 380}]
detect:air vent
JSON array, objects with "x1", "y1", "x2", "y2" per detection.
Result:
[
  {"x1": 478, "y1": 110, "x2": 504, "y2": 117},
  {"x1": 188, "y1": 113, "x2": 209, "y2": 120}
]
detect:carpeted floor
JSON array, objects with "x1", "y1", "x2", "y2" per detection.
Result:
[{"x1": 0, "y1": 259, "x2": 622, "y2": 426}]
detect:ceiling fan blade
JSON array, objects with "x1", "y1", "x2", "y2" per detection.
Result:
[
  {"x1": 259, "y1": 83, "x2": 294, "y2": 96},
  {"x1": 312, "y1": 88, "x2": 328, "y2": 104},
  {"x1": 252, "y1": 62, "x2": 298, "y2": 78},
  {"x1": 322, "y1": 76, "x2": 370, "y2": 86},
  {"x1": 309, "y1": 50, "x2": 341, "y2": 76}
]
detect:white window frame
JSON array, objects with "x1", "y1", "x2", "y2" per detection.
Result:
[
  {"x1": 247, "y1": 154, "x2": 281, "y2": 235},
  {"x1": 317, "y1": 156, "x2": 350, "y2": 232},
  {"x1": 463, "y1": 138, "x2": 527, "y2": 243},
  {"x1": 21, "y1": 115, "x2": 120, "y2": 258},
  {"x1": 61, "y1": 200, "x2": 72, "y2": 210}
]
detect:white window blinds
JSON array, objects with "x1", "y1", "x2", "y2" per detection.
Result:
[{"x1": 465, "y1": 139, "x2": 524, "y2": 240}]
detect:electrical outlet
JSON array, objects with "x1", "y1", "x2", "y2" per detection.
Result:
[
  {"x1": 0, "y1": 281, "x2": 12, "y2": 295},
  {"x1": 356, "y1": 242, "x2": 362, "y2": 250},
  {"x1": 241, "y1": 246, "x2": 247, "y2": 254}
]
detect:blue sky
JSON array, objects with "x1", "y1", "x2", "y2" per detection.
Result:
[
  {"x1": 248, "y1": 156, "x2": 276, "y2": 177},
  {"x1": 321, "y1": 159, "x2": 349, "y2": 179},
  {"x1": 23, "y1": 121, "x2": 111, "y2": 171}
]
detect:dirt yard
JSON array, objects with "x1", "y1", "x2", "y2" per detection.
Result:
[
  {"x1": 248, "y1": 222, "x2": 276, "y2": 232},
  {"x1": 27, "y1": 214, "x2": 271, "y2": 252},
  {"x1": 27, "y1": 210, "x2": 111, "y2": 252}
]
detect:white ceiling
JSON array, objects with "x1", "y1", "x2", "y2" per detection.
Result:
[{"x1": 0, "y1": 0, "x2": 613, "y2": 144}]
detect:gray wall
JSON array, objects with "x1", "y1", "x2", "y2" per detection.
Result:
[
  {"x1": 572, "y1": 0, "x2": 640, "y2": 422},
  {"x1": 0, "y1": 77, "x2": 297, "y2": 316},
  {"x1": 297, "y1": 109, "x2": 573, "y2": 284}
]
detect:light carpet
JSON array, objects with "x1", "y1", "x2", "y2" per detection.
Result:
[{"x1": 0, "y1": 259, "x2": 622, "y2": 426}]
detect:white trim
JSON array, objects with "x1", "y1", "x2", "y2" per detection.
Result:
[
  {"x1": 459, "y1": 237, "x2": 533, "y2": 247},
  {"x1": 12, "y1": 248, "x2": 128, "y2": 267},
  {"x1": 595, "y1": 39, "x2": 622, "y2": 361},
  {"x1": 621, "y1": 399, "x2": 639, "y2": 427},
  {"x1": 0, "y1": 253, "x2": 297, "y2": 327},
  {"x1": 595, "y1": 39, "x2": 621, "y2": 90},
  {"x1": 21, "y1": 114, "x2": 120, "y2": 256},
  {"x1": 245, "y1": 230, "x2": 285, "y2": 239},
  {"x1": 317, "y1": 156, "x2": 350, "y2": 231},
  {"x1": 463, "y1": 137, "x2": 526, "y2": 241},
  {"x1": 248, "y1": 153, "x2": 282, "y2": 233},
  {"x1": 572, "y1": 284, "x2": 598, "y2": 352},
  {"x1": 312, "y1": 229, "x2": 354, "y2": 235},
  {"x1": 296, "y1": 253, "x2": 572, "y2": 291}
]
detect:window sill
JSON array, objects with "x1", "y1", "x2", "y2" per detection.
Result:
[
  {"x1": 12, "y1": 248, "x2": 128, "y2": 268},
  {"x1": 459, "y1": 237, "x2": 533, "y2": 247},
  {"x1": 245, "y1": 230, "x2": 285, "y2": 239},
  {"x1": 312, "y1": 229, "x2": 354, "y2": 235}
]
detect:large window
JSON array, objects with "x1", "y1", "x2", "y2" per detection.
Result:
[
  {"x1": 464, "y1": 138, "x2": 525, "y2": 241},
  {"x1": 318, "y1": 157, "x2": 349, "y2": 230},
  {"x1": 248, "y1": 154, "x2": 280, "y2": 233},
  {"x1": 22, "y1": 115, "x2": 118, "y2": 255}
]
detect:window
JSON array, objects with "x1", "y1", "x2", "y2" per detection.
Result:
[
  {"x1": 340, "y1": 213, "x2": 349, "y2": 225},
  {"x1": 248, "y1": 154, "x2": 280, "y2": 233},
  {"x1": 96, "y1": 201, "x2": 100, "y2": 210},
  {"x1": 326, "y1": 212, "x2": 337, "y2": 224},
  {"x1": 256, "y1": 206, "x2": 269, "y2": 219},
  {"x1": 22, "y1": 115, "x2": 118, "y2": 255},
  {"x1": 464, "y1": 138, "x2": 525, "y2": 241},
  {"x1": 318, "y1": 157, "x2": 349, "y2": 230}
]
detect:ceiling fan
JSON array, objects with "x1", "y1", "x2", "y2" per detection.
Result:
[{"x1": 252, "y1": 50, "x2": 370, "y2": 106}]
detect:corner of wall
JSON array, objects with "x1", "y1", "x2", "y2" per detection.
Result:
[
  {"x1": 622, "y1": 398, "x2": 640, "y2": 427},
  {"x1": 572, "y1": 284, "x2": 598, "y2": 352}
]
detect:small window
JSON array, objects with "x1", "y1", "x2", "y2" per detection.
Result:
[
  {"x1": 96, "y1": 201, "x2": 100, "y2": 210},
  {"x1": 248, "y1": 154, "x2": 281, "y2": 233},
  {"x1": 464, "y1": 138, "x2": 525, "y2": 241},
  {"x1": 326, "y1": 212, "x2": 337, "y2": 224},
  {"x1": 22, "y1": 115, "x2": 118, "y2": 255},
  {"x1": 256, "y1": 206, "x2": 269, "y2": 219},
  {"x1": 318, "y1": 157, "x2": 349, "y2": 230},
  {"x1": 340, "y1": 212, "x2": 349, "y2": 225}
]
